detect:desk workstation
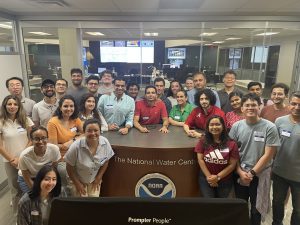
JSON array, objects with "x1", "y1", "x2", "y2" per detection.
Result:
[{"x1": 102, "y1": 126, "x2": 200, "y2": 198}]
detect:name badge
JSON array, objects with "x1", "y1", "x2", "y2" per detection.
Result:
[
  {"x1": 143, "y1": 117, "x2": 149, "y2": 120},
  {"x1": 281, "y1": 130, "x2": 291, "y2": 137},
  {"x1": 106, "y1": 104, "x2": 114, "y2": 109},
  {"x1": 31, "y1": 210, "x2": 39, "y2": 216},
  {"x1": 254, "y1": 131, "x2": 265, "y2": 142},
  {"x1": 70, "y1": 127, "x2": 77, "y2": 133},
  {"x1": 174, "y1": 115, "x2": 180, "y2": 120},
  {"x1": 17, "y1": 127, "x2": 26, "y2": 133}
]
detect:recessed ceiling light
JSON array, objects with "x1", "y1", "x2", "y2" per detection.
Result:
[
  {"x1": 28, "y1": 32, "x2": 52, "y2": 36},
  {"x1": 199, "y1": 32, "x2": 217, "y2": 37},
  {"x1": 212, "y1": 41, "x2": 224, "y2": 44},
  {"x1": 144, "y1": 32, "x2": 158, "y2": 37},
  {"x1": 225, "y1": 37, "x2": 242, "y2": 40},
  {"x1": 204, "y1": 43, "x2": 213, "y2": 46},
  {"x1": 256, "y1": 32, "x2": 279, "y2": 36},
  {"x1": 0, "y1": 23, "x2": 12, "y2": 29},
  {"x1": 85, "y1": 32, "x2": 105, "y2": 36}
]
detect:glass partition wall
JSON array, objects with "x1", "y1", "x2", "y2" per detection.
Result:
[{"x1": 20, "y1": 20, "x2": 300, "y2": 102}]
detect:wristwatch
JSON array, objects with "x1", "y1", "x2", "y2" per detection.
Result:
[{"x1": 250, "y1": 169, "x2": 256, "y2": 176}]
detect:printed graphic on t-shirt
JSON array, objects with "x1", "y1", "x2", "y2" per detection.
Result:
[{"x1": 204, "y1": 149, "x2": 228, "y2": 164}]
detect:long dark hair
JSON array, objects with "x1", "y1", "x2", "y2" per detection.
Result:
[
  {"x1": 78, "y1": 93, "x2": 100, "y2": 120},
  {"x1": 203, "y1": 115, "x2": 229, "y2": 148},
  {"x1": 166, "y1": 80, "x2": 183, "y2": 97},
  {"x1": 53, "y1": 95, "x2": 79, "y2": 120},
  {"x1": 0, "y1": 95, "x2": 28, "y2": 128},
  {"x1": 29, "y1": 165, "x2": 61, "y2": 200}
]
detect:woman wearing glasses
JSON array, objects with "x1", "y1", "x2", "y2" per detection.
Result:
[{"x1": 18, "y1": 126, "x2": 61, "y2": 194}]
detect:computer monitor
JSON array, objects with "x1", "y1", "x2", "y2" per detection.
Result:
[{"x1": 49, "y1": 197, "x2": 250, "y2": 225}]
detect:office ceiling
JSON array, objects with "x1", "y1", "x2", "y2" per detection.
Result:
[
  {"x1": 1, "y1": 0, "x2": 300, "y2": 46},
  {"x1": 0, "y1": 0, "x2": 300, "y2": 16}
]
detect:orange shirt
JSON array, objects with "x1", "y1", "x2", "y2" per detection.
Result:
[{"x1": 47, "y1": 116, "x2": 82, "y2": 156}]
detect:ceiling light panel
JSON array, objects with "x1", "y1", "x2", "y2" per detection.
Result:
[
  {"x1": 256, "y1": 32, "x2": 279, "y2": 36},
  {"x1": 85, "y1": 32, "x2": 105, "y2": 36},
  {"x1": 28, "y1": 32, "x2": 52, "y2": 36},
  {"x1": 199, "y1": 32, "x2": 217, "y2": 37}
]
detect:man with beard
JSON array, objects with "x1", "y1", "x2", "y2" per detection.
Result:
[
  {"x1": 260, "y1": 83, "x2": 290, "y2": 122},
  {"x1": 66, "y1": 68, "x2": 88, "y2": 106},
  {"x1": 187, "y1": 72, "x2": 220, "y2": 108},
  {"x1": 184, "y1": 88, "x2": 225, "y2": 138},
  {"x1": 32, "y1": 79, "x2": 59, "y2": 127},
  {"x1": 6, "y1": 76, "x2": 36, "y2": 117},
  {"x1": 154, "y1": 77, "x2": 172, "y2": 114},
  {"x1": 134, "y1": 85, "x2": 169, "y2": 133},
  {"x1": 98, "y1": 78, "x2": 134, "y2": 135}
]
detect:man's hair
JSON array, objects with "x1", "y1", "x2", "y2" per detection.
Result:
[
  {"x1": 154, "y1": 77, "x2": 165, "y2": 86},
  {"x1": 6, "y1": 77, "x2": 24, "y2": 88},
  {"x1": 126, "y1": 82, "x2": 140, "y2": 91},
  {"x1": 247, "y1": 81, "x2": 262, "y2": 90},
  {"x1": 86, "y1": 75, "x2": 100, "y2": 84},
  {"x1": 223, "y1": 70, "x2": 237, "y2": 78},
  {"x1": 194, "y1": 88, "x2": 216, "y2": 107},
  {"x1": 113, "y1": 78, "x2": 126, "y2": 85},
  {"x1": 145, "y1": 85, "x2": 157, "y2": 94},
  {"x1": 185, "y1": 76, "x2": 193, "y2": 82},
  {"x1": 271, "y1": 83, "x2": 289, "y2": 96},
  {"x1": 241, "y1": 93, "x2": 262, "y2": 106},
  {"x1": 289, "y1": 91, "x2": 300, "y2": 100},
  {"x1": 192, "y1": 72, "x2": 206, "y2": 80},
  {"x1": 55, "y1": 78, "x2": 68, "y2": 87},
  {"x1": 100, "y1": 70, "x2": 114, "y2": 79},
  {"x1": 70, "y1": 68, "x2": 83, "y2": 76}
]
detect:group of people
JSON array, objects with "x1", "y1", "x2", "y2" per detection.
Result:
[{"x1": 0, "y1": 68, "x2": 298, "y2": 225}]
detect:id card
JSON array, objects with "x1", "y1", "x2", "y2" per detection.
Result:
[
  {"x1": 70, "y1": 127, "x2": 77, "y2": 133},
  {"x1": 17, "y1": 127, "x2": 26, "y2": 133},
  {"x1": 254, "y1": 131, "x2": 265, "y2": 142},
  {"x1": 281, "y1": 130, "x2": 291, "y2": 137}
]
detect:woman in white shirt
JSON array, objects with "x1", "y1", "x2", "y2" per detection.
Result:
[
  {"x1": 166, "y1": 80, "x2": 183, "y2": 107},
  {"x1": 0, "y1": 95, "x2": 33, "y2": 214},
  {"x1": 78, "y1": 93, "x2": 108, "y2": 132}
]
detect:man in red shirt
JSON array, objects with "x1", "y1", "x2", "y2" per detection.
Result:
[
  {"x1": 134, "y1": 86, "x2": 169, "y2": 133},
  {"x1": 184, "y1": 88, "x2": 225, "y2": 138}
]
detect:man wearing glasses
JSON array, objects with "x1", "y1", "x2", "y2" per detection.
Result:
[
  {"x1": 86, "y1": 75, "x2": 101, "y2": 104},
  {"x1": 55, "y1": 78, "x2": 68, "y2": 100},
  {"x1": 229, "y1": 93, "x2": 280, "y2": 225},
  {"x1": 32, "y1": 79, "x2": 59, "y2": 127},
  {"x1": 6, "y1": 77, "x2": 36, "y2": 117}
]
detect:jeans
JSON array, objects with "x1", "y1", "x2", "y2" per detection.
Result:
[
  {"x1": 272, "y1": 173, "x2": 300, "y2": 225},
  {"x1": 234, "y1": 173, "x2": 261, "y2": 225},
  {"x1": 17, "y1": 175, "x2": 31, "y2": 194},
  {"x1": 199, "y1": 174, "x2": 233, "y2": 198}
]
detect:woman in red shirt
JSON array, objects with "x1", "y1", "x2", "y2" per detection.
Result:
[
  {"x1": 225, "y1": 91, "x2": 244, "y2": 130},
  {"x1": 194, "y1": 115, "x2": 239, "y2": 198}
]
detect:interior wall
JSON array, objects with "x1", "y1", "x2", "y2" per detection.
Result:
[{"x1": 0, "y1": 54, "x2": 23, "y2": 186}]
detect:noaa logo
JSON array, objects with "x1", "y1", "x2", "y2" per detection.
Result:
[{"x1": 135, "y1": 173, "x2": 176, "y2": 198}]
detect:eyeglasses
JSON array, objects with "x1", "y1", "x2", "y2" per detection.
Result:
[
  {"x1": 32, "y1": 137, "x2": 48, "y2": 142},
  {"x1": 42, "y1": 85, "x2": 54, "y2": 89}
]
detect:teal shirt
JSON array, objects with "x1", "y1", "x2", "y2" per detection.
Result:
[
  {"x1": 97, "y1": 93, "x2": 135, "y2": 127},
  {"x1": 169, "y1": 103, "x2": 195, "y2": 122}
]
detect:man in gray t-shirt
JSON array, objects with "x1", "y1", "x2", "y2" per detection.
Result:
[
  {"x1": 272, "y1": 91, "x2": 300, "y2": 225},
  {"x1": 229, "y1": 93, "x2": 280, "y2": 225},
  {"x1": 66, "y1": 68, "x2": 88, "y2": 106}
]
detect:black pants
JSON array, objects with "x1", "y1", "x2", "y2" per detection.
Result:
[{"x1": 234, "y1": 174, "x2": 261, "y2": 225}]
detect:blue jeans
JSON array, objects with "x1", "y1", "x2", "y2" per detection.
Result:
[
  {"x1": 272, "y1": 173, "x2": 300, "y2": 225},
  {"x1": 199, "y1": 173, "x2": 233, "y2": 198},
  {"x1": 17, "y1": 175, "x2": 32, "y2": 194},
  {"x1": 234, "y1": 173, "x2": 261, "y2": 225}
]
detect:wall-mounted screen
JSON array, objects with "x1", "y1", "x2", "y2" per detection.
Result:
[
  {"x1": 100, "y1": 40, "x2": 154, "y2": 63},
  {"x1": 168, "y1": 48, "x2": 186, "y2": 59}
]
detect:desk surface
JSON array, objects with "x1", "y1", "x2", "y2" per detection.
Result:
[{"x1": 103, "y1": 125, "x2": 199, "y2": 149}]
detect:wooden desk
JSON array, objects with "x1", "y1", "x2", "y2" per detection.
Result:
[{"x1": 101, "y1": 126, "x2": 200, "y2": 198}]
